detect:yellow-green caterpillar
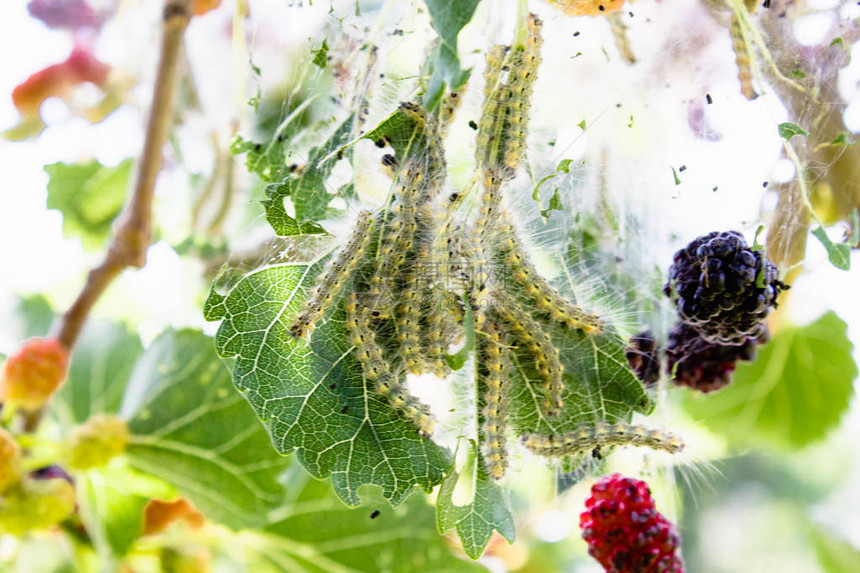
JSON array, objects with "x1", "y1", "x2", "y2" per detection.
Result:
[
  {"x1": 290, "y1": 211, "x2": 374, "y2": 338},
  {"x1": 346, "y1": 294, "x2": 435, "y2": 436},
  {"x1": 480, "y1": 320, "x2": 510, "y2": 480},
  {"x1": 521, "y1": 422, "x2": 685, "y2": 457}
]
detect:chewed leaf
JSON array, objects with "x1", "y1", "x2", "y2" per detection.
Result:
[
  {"x1": 436, "y1": 440, "x2": 515, "y2": 560},
  {"x1": 423, "y1": 0, "x2": 482, "y2": 110},
  {"x1": 206, "y1": 260, "x2": 450, "y2": 507}
]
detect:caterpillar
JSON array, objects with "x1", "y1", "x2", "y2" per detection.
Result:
[
  {"x1": 345, "y1": 294, "x2": 435, "y2": 436},
  {"x1": 521, "y1": 422, "x2": 685, "y2": 457},
  {"x1": 497, "y1": 216, "x2": 603, "y2": 334},
  {"x1": 608, "y1": 12, "x2": 636, "y2": 65},
  {"x1": 492, "y1": 291, "x2": 564, "y2": 416},
  {"x1": 289, "y1": 211, "x2": 374, "y2": 338},
  {"x1": 474, "y1": 14, "x2": 543, "y2": 181},
  {"x1": 730, "y1": 13, "x2": 757, "y2": 100},
  {"x1": 438, "y1": 83, "x2": 467, "y2": 137},
  {"x1": 480, "y1": 321, "x2": 510, "y2": 480}
]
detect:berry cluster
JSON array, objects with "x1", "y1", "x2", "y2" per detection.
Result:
[
  {"x1": 664, "y1": 231, "x2": 785, "y2": 344},
  {"x1": 664, "y1": 231, "x2": 786, "y2": 392},
  {"x1": 1, "y1": 337, "x2": 69, "y2": 411},
  {"x1": 580, "y1": 473, "x2": 685, "y2": 573}
]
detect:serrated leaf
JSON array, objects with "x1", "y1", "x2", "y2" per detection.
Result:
[
  {"x1": 54, "y1": 320, "x2": 143, "y2": 426},
  {"x1": 120, "y1": 329, "x2": 290, "y2": 528},
  {"x1": 684, "y1": 311, "x2": 857, "y2": 449},
  {"x1": 809, "y1": 524, "x2": 860, "y2": 573},
  {"x1": 812, "y1": 226, "x2": 851, "y2": 270},
  {"x1": 205, "y1": 260, "x2": 450, "y2": 507},
  {"x1": 422, "y1": 0, "x2": 481, "y2": 110},
  {"x1": 508, "y1": 323, "x2": 653, "y2": 435},
  {"x1": 778, "y1": 122, "x2": 808, "y2": 141},
  {"x1": 436, "y1": 440, "x2": 515, "y2": 560},
  {"x1": 252, "y1": 465, "x2": 485, "y2": 572},
  {"x1": 44, "y1": 159, "x2": 132, "y2": 249},
  {"x1": 263, "y1": 115, "x2": 355, "y2": 236},
  {"x1": 77, "y1": 463, "x2": 174, "y2": 560}
]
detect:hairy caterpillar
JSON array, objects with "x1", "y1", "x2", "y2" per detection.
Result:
[
  {"x1": 497, "y1": 217, "x2": 603, "y2": 334},
  {"x1": 521, "y1": 422, "x2": 685, "y2": 457},
  {"x1": 493, "y1": 292, "x2": 564, "y2": 416},
  {"x1": 608, "y1": 12, "x2": 636, "y2": 65},
  {"x1": 474, "y1": 15, "x2": 543, "y2": 180},
  {"x1": 480, "y1": 321, "x2": 510, "y2": 480},
  {"x1": 290, "y1": 211, "x2": 374, "y2": 338},
  {"x1": 438, "y1": 83, "x2": 467, "y2": 137},
  {"x1": 346, "y1": 294, "x2": 435, "y2": 436},
  {"x1": 730, "y1": 13, "x2": 757, "y2": 100}
]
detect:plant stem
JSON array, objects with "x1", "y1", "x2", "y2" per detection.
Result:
[{"x1": 27, "y1": 0, "x2": 193, "y2": 431}]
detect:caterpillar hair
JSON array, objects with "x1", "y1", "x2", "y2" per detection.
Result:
[{"x1": 480, "y1": 320, "x2": 510, "y2": 480}]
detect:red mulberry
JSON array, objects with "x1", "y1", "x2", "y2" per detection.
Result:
[{"x1": 580, "y1": 473, "x2": 685, "y2": 573}]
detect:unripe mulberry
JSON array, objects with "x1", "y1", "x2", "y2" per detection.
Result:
[
  {"x1": 0, "y1": 428, "x2": 22, "y2": 492},
  {"x1": 64, "y1": 414, "x2": 130, "y2": 470},
  {"x1": 580, "y1": 473, "x2": 685, "y2": 573},
  {"x1": 666, "y1": 322, "x2": 761, "y2": 393},
  {"x1": 1, "y1": 337, "x2": 69, "y2": 411},
  {"x1": 664, "y1": 231, "x2": 787, "y2": 344},
  {"x1": 0, "y1": 476, "x2": 76, "y2": 535}
]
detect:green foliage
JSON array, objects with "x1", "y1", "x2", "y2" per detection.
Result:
[
  {"x1": 262, "y1": 115, "x2": 355, "y2": 236},
  {"x1": 422, "y1": 0, "x2": 482, "y2": 110},
  {"x1": 311, "y1": 39, "x2": 329, "y2": 69},
  {"x1": 446, "y1": 296, "x2": 474, "y2": 371},
  {"x1": 253, "y1": 465, "x2": 485, "y2": 572},
  {"x1": 204, "y1": 262, "x2": 450, "y2": 507},
  {"x1": 684, "y1": 311, "x2": 857, "y2": 449},
  {"x1": 121, "y1": 329, "x2": 291, "y2": 528},
  {"x1": 809, "y1": 524, "x2": 860, "y2": 573},
  {"x1": 54, "y1": 320, "x2": 143, "y2": 426},
  {"x1": 436, "y1": 441, "x2": 515, "y2": 560},
  {"x1": 77, "y1": 464, "x2": 174, "y2": 560},
  {"x1": 44, "y1": 159, "x2": 133, "y2": 249},
  {"x1": 812, "y1": 226, "x2": 851, "y2": 271},
  {"x1": 507, "y1": 321, "x2": 653, "y2": 434},
  {"x1": 778, "y1": 122, "x2": 808, "y2": 140}
]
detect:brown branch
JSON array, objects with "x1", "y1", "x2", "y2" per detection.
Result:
[
  {"x1": 55, "y1": 0, "x2": 193, "y2": 352},
  {"x1": 22, "y1": 1, "x2": 193, "y2": 432}
]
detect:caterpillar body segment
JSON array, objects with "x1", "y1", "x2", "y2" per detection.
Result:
[
  {"x1": 730, "y1": 13, "x2": 757, "y2": 100},
  {"x1": 497, "y1": 218, "x2": 603, "y2": 334},
  {"x1": 289, "y1": 211, "x2": 374, "y2": 338},
  {"x1": 345, "y1": 294, "x2": 435, "y2": 436},
  {"x1": 480, "y1": 321, "x2": 510, "y2": 480},
  {"x1": 492, "y1": 292, "x2": 564, "y2": 416},
  {"x1": 521, "y1": 422, "x2": 685, "y2": 457},
  {"x1": 395, "y1": 292, "x2": 426, "y2": 375}
]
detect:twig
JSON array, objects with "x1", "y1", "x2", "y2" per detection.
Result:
[{"x1": 27, "y1": 0, "x2": 193, "y2": 431}]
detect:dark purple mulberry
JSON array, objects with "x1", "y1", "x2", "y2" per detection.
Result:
[
  {"x1": 664, "y1": 231, "x2": 787, "y2": 344},
  {"x1": 666, "y1": 322, "x2": 763, "y2": 393},
  {"x1": 626, "y1": 329, "x2": 660, "y2": 387}
]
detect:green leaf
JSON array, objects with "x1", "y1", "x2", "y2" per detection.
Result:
[
  {"x1": 436, "y1": 440, "x2": 515, "y2": 560},
  {"x1": 812, "y1": 226, "x2": 851, "y2": 270},
  {"x1": 263, "y1": 115, "x2": 355, "y2": 236},
  {"x1": 508, "y1": 322, "x2": 653, "y2": 435},
  {"x1": 77, "y1": 463, "x2": 174, "y2": 560},
  {"x1": 422, "y1": 0, "x2": 482, "y2": 110},
  {"x1": 17, "y1": 294, "x2": 56, "y2": 338},
  {"x1": 45, "y1": 159, "x2": 133, "y2": 249},
  {"x1": 829, "y1": 132, "x2": 856, "y2": 147},
  {"x1": 684, "y1": 311, "x2": 857, "y2": 449},
  {"x1": 54, "y1": 320, "x2": 144, "y2": 426},
  {"x1": 540, "y1": 189, "x2": 563, "y2": 222},
  {"x1": 253, "y1": 465, "x2": 485, "y2": 572},
  {"x1": 362, "y1": 107, "x2": 434, "y2": 161},
  {"x1": 206, "y1": 261, "x2": 450, "y2": 507},
  {"x1": 809, "y1": 524, "x2": 860, "y2": 573},
  {"x1": 311, "y1": 39, "x2": 329, "y2": 69},
  {"x1": 121, "y1": 329, "x2": 290, "y2": 528},
  {"x1": 671, "y1": 166, "x2": 681, "y2": 185},
  {"x1": 778, "y1": 122, "x2": 808, "y2": 141}
]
